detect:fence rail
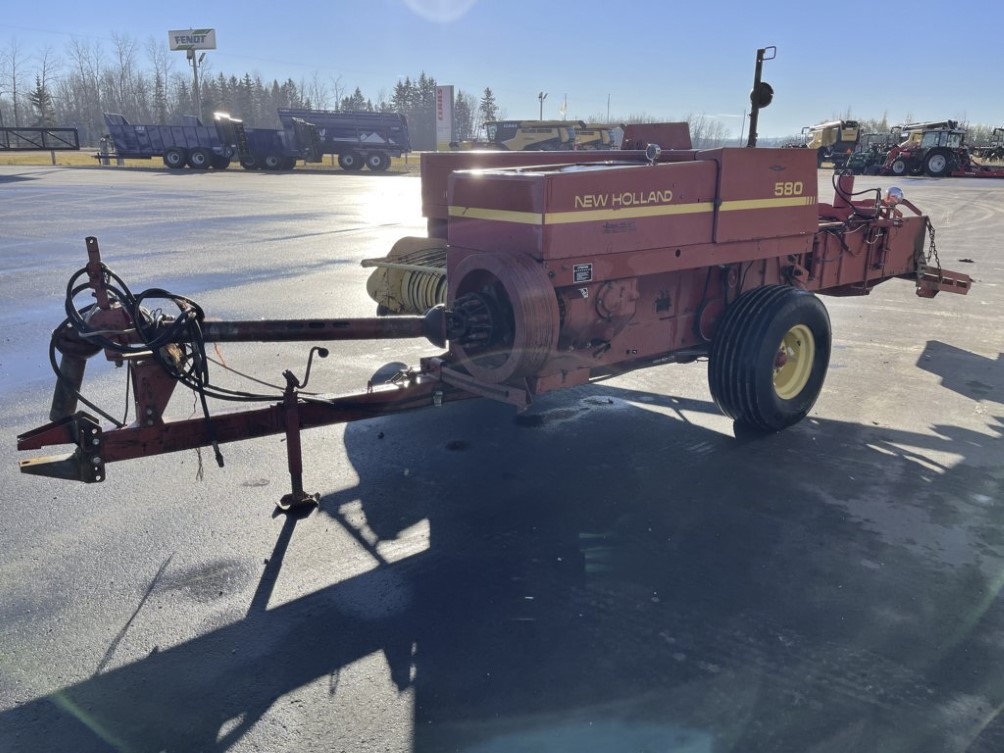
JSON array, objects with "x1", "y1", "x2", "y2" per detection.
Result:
[{"x1": 0, "y1": 128, "x2": 81, "y2": 151}]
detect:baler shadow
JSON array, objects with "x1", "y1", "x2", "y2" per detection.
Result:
[{"x1": 3, "y1": 380, "x2": 1003, "y2": 753}]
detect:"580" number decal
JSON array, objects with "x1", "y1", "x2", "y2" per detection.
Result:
[{"x1": 774, "y1": 181, "x2": 804, "y2": 197}]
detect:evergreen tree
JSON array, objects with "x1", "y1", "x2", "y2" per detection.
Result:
[
  {"x1": 479, "y1": 87, "x2": 498, "y2": 125},
  {"x1": 454, "y1": 90, "x2": 475, "y2": 141},
  {"x1": 28, "y1": 74, "x2": 56, "y2": 127},
  {"x1": 340, "y1": 86, "x2": 368, "y2": 112}
]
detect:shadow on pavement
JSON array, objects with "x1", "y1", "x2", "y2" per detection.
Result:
[{"x1": 3, "y1": 359, "x2": 1004, "y2": 752}]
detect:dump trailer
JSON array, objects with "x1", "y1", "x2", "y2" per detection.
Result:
[
  {"x1": 18, "y1": 135, "x2": 970, "y2": 510},
  {"x1": 276, "y1": 108, "x2": 409, "y2": 171},
  {"x1": 102, "y1": 113, "x2": 236, "y2": 169}
]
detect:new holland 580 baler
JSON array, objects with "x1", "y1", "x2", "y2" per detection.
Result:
[{"x1": 17, "y1": 138, "x2": 971, "y2": 509}]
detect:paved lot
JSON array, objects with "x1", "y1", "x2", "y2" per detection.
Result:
[{"x1": 0, "y1": 164, "x2": 1002, "y2": 753}]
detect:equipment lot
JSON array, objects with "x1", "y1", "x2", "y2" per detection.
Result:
[{"x1": 0, "y1": 165, "x2": 1002, "y2": 752}]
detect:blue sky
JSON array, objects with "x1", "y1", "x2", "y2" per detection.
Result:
[{"x1": 3, "y1": 0, "x2": 1003, "y2": 138}]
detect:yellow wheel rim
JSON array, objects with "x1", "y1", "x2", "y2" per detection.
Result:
[{"x1": 773, "y1": 324, "x2": 815, "y2": 400}]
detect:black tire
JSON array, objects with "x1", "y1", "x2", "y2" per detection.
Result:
[
  {"x1": 708, "y1": 285, "x2": 831, "y2": 432},
  {"x1": 924, "y1": 149, "x2": 951, "y2": 178},
  {"x1": 365, "y1": 152, "x2": 391, "y2": 171},
  {"x1": 281, "y1": 156, "x2": 297, "y2": 170},
  {"x1": 163, "y1": 148, "x2": 187, "y2": 169},
  {"x1": 338, "y1": 151, "x2": 364, "y2": 171},
  {"x1": 240, "y1": 156, "x2": 259, "y2": 170},
  {"x1": 890, "y1": 158, "x2": 909, "y2": 176},
  {"x1": 187, "y1": 148, "x2": 211, "y2": 170},
  {"x1": 262, "y1": 153, "x2": 283, "y2": 170},
  {"x1": 211, "y1": 155, "x2": 231, "y2": 170}
]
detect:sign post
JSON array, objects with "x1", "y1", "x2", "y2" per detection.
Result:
[{"x1": 169, "y1": 29, "x2": 217, "y2": 123}]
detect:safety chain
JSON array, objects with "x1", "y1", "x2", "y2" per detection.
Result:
[{"x1": 924, "y1": 218, "x2": 943, "y2": 278}]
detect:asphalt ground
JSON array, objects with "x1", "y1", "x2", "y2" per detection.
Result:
[{"x1": 0, "y1": 164, "x2": 1002, "y2": 753}]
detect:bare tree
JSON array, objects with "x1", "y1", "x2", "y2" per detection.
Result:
[
  {"x1": 29, "y1": 46, "x2": 59, "y2": 126},
  {"x1": 0, "y1": 43, "x2": 8, "y2": 127},
  {"x1": 306, "y1": 71, "x2": 330, "y2": 110},
  {"x1": 2, "y1": 37, "x2": 29, "y2": 126},
  {"x1": 110, "y1": 32, "x2": 140, "y2": 113},
  {"x1": 64, "y1": 37, "x2": 105, "y2": 141},
  {"x1": 145, "y1": 37, "x2": 173, "y2": 123},
  {"x1": 330, "y1": 75, "x2": 346, "y2": 111},
  {"x1": 686, "y1": 113, "x2": 729, "y2": 148}
]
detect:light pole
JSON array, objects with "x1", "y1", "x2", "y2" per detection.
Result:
[{"x1": 538, "y1": 91, "x2": 548, "y2": 120}]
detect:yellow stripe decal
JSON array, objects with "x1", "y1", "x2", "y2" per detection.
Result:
[
  {"x1": 545, "y1": 202, "x2": 715, "y2": 224},
  {"x1": 448, "y1": 195, "x2": 816, "y2": 226},
  {"x1": 719, "y1": 196, "x2": 816, "y2": 211},
  {"x1": 448, "y1": 206, "x2": 543, "y2": 224}
]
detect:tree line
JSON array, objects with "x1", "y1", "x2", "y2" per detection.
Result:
[
  {"x1": 0, "y1": 34, "x2": 514, "y2": 150},
  {"x1": 22, "y1": 34, "x2": 1000, "y2": 152},
  {"x1": 1, "y1": 33, "x2": 745, "y2": 152}
]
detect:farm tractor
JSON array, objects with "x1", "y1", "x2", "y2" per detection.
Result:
[
  {"x1": 971, "y1": 127, "x2": 1004, "y2": 162},
  {"x1": 846, "y1": 132, "x2": 897, "y2": 175},
  {"x1": 882, "y1": 121, "x2": 1004, "y2": 178},
  {"x1": 17, "y1": 126, "x2": 971, "y2": 509}
]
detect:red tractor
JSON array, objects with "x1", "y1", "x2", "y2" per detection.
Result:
[
  {"x1": 882, "y1": 124, "x2": 968, "y2": 177},
  {"x1": 881, "y1": 122, "x2": 1004, "y2": 178}
]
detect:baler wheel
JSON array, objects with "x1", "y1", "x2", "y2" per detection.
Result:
[{"x1": 708, "y1": 285, "x2": 831, "y2": 432}]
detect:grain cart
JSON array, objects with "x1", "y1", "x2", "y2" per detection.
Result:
[{"x1": 17, "y1": 142, "x2": 970, "y2": 510}]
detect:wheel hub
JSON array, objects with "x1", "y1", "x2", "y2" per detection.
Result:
[{"x1": 773, "y1": 324, "x2": 815, "y2": 400}]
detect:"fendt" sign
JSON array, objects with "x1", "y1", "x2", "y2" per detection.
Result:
[{"x1": 168, "y1": 29, "x2": 217, "y2": 51}]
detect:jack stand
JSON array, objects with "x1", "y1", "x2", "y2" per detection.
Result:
[{"x1": 276, "y1": 348, "x2": 328, "y2": 512}]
